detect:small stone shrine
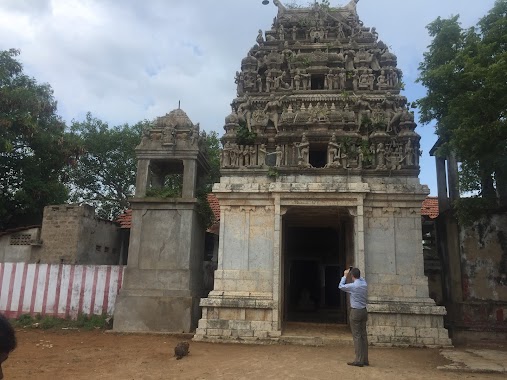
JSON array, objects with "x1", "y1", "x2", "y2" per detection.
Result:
[
  {"x1": 194, "y1": 0, "x2": 451, "y2": 346},
  {"x1": 114, "y1": 107, "x2": 210, "y2": 332}
]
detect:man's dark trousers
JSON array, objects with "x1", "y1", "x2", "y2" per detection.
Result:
[{"x1": 350, "y1": 308, "x2": 368, "y2": 364}]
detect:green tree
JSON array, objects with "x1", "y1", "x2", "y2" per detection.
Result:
[
  {"x1": 0, "y1": 49, "x2": 79, "y2": 229},
  {"x1": 417, "y1": 0, "x2": 507, "y2": 208},
  {"x1": 201, "y1": 130, "x2": 221, "y2": 191},
  {"x1": 67, "y1": 113, "x2": 148, "y2": 220}
]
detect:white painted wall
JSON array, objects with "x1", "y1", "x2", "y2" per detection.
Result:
[{"x1": 0, "y1": 263, "x2": 124, "y2": 319}]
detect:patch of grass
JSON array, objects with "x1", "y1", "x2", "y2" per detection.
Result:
[{"x1": 11, "y1": 313, "x2": 112, "y2": 330}]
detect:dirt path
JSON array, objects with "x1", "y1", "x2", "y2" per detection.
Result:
[{"x1": 4, "y1": 329, "x2": 505, "y2": 379}]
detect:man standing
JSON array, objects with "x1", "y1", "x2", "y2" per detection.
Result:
[
  {"x1": 0, "y1": 313, "x2": 16, "y2": 379},
  {"x1": 339, "y1": 267, "x2": 368, "y2": 367}
]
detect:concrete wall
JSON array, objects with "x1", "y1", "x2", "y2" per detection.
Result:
[
  {"x1": 0, "y1": 228, "x2": 40, "y2": 263},
  {"x1": 458, "y1": 213, "x2": 507, "y2": 332},
  {"x1": 0, "y1": 262, "x2": 124, "y2": 319},
  {"x1": 32, "y1": 205, "x2": 121, "y2": 265}
]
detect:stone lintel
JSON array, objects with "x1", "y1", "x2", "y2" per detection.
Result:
[
  {"x1": 200, "y1": 297, "x2": 274, "y2": 309},
  {"x1": 367, "y1": 302, "x2": 447, "y2": 316}
]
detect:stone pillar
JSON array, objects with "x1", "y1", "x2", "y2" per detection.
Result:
[
  {"x1": 135, "y1": 159, "x2": 150, "y2": 197},
  {"x1": 113, "y1": 199, "x2": 205, "y2": 333},
  {"x1": 194, "y1": 195, "x2": 279, "y2": 343},
  {"x1": 364, "y1": 189, "x2": 452, "y2": 348},
  {"x1": 183, "y1": 159, "x2": 197, "y2": 198},
  {"x1": 114, "y1": 106, "x2": 209, "y2": 333},
  {"x1": 435, "y1": 157, "x2": 449, "y2": 212},
  {"x1": 447, "y1": 153, "x2": 460, "y2": 204}
]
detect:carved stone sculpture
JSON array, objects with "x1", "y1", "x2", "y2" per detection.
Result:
[
  {"x1": 325, "y1": 133, "x2": 342, "y2": 168},
  {"x1": 376, "y1": 142, "x2": 386, "y2": 170},
  {"x1": 258, "y1": 144, "x2": 267, "y2": 166},
  {"x1": 256, "y1": 29, "x2": 264, "y2": 45},
  {"x1": 295, "y1": 133, "x2": 311, "y2": 168},
  {"x1": 264, "y1": 94, "x2": 285, "y2": 133}
]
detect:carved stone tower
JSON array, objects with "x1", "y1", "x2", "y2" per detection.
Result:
[
  {"x1": 195, "y1": 0, "x2": 451, "y2": 346},
  {"x1": 114, "y1": 107, "x2": 210, "y2": 332}
]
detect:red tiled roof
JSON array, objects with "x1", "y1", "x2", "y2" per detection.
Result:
[
  {"x1": 116, "y1": 209, "x2": 132, "y2": 229},
  {"x1": 421, "y1": 196, "x2": 439, "y2": 219},
  {"x1": 206, "y1": 194, "x2": 221, "y2": 235},
  {"x1": 207, "y1": 194, "x2": 220, "y2": 222}
]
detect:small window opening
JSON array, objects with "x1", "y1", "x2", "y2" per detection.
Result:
[{"x1": 311, "y1": 75, "x2": 325, "y2": 90}]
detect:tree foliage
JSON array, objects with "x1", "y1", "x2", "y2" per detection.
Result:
[
  {"x1": 417, "y1": 1, "x2": 507, "y2": 207},
  {"x1": 67, "y1": 113, "x2": 148, "y2": 220},
  {"x1": 202, "y1": 130, "x2": 221, "y2": 192},
  {"x1": 0, "y1": 49, "x2": 223, "y2": 227},
  {"x1": 0, "y1": 49, "x2": 80, "y2": 229}
]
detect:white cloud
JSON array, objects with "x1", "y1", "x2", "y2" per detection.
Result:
[{"x1": 0, "y1": 0, "x2": 498, "y2": 194}]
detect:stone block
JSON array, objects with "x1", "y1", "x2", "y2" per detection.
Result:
[
  {"x1": 219, "y1": 308, "x2": 242, "y2": 321},
  {"x1": 368, "y1": 326, "x2": 395, "y2": 336},
  {"x1": 208, "y1": 307, "x2": 219, "y2": 319},
  {"x1": 438, "y1": 328, "x2": 450, "y2": 339},
  {"x1": 207, "y1": 328, "x2": 228, "y2": 336},
  {"x1": 430, "y1": 317, "x2": 443, "y2": 328},
  {"x1": 250, "y1": 321, "x2": 272, "y2": 331},
  {"x1": 232, "y1": 329, "x2": 254, "y2": 337},
  {"x1": 222, "y1": 279, "x2": 239, "y2": 291},
  {"x1": 416, "y1": 337, "x2": 435, "y2": 346},
  {"x1": 236, "y1": 280, "x2": 256, "y2": 292},
  {"x1": 198, "y1": 319, "x2": 208, "y2": 329},
  {"x1": 221, "y1": 270, "x2": 240, "y2": 279},
  {"x1": 399, "y1": 315, "x2": 431, "y2": 328},
  {"x1": 256, "y1": 279, "x2": 274, "y2": 293},
  {"x1": 394, "y1": 327, "x2": 415, "y2": 337},
  {"x1": 390, "y1": 336, "x2": 413, "y2": 345},
  {"x1": 206, "y1": 319, "x2": 230, "y2": 330},
  {"x1": 195, "y1": 328, "x2": 207, "y2": 336},
  {"x1": 416, "y1": 327, "x2": 439, "y2": 339},
  {"x1": 416, "y1": 286, "x2": 429, "y2": 298},
  {"x1": 229, "y1": 320, "x2": 252, "y2": 330},
  {"x1": 371, "y1": 314, "x2": 398, "y2": 327},
  {"x1": 411, "y1": 276, "x2": 430, "y2": 286},
  {"x1": 254, "y1": 330, "x2": 268, "y2": 338},
  {"x1": 246, "y1": 309, "x2": 269, "y2": 322},
  {"x1": 396, "y1": 217, "x2": 415, "y2": 231},
  {"x1": 376, "y1": 335, "x2": 391, "y2": 343}
]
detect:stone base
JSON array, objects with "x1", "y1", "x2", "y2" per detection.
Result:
[
  {"x1": 113, "y1": 293, "x2": 201, "y2": 333},
  {"x1": 367, "y1": 301, "x2": 453, "y2": 347},
  {"x1": 193, "y1": 296, "x2": 281, "y2": 343}
]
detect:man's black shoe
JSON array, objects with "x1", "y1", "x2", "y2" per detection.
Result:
[
  {"x1": 347, "y1": 362, "x2": 364, "y2": 367},
  {"x1": 363, "y1": 362, "x2": 369, "y2": 366}
]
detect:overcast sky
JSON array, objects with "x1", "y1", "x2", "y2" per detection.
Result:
[{"x1": 0, "y1": 0, "x2": 497, "y2": 195}]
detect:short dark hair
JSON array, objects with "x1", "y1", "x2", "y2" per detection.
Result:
[
  {"x1": 351, "y1": 268, "x2": 361, "y2": 279},
  {"x1": 0, "y1": 314, "x2": 16, "y2": 353}
]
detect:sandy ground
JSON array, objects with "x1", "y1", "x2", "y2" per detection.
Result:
[{"x1": 4, "y1": 329, "x2": 506, "y2": 380}]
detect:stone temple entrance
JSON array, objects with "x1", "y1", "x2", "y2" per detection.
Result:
[
  {"x1": 194, "y1": 0, "x2": 452, "y2": 347},
  {"x1": 282, "y1": 207, "x2": 352, "y2": 325}
]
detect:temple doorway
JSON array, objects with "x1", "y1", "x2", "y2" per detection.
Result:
[{"x1": 282, "y1": 207, "x2": 352, "y2": 325}]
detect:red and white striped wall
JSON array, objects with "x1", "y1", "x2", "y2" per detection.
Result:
[{"x1": 0, "y1": 263, "x2": 124, "y2": 319}]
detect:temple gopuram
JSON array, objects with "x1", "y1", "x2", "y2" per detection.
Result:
[{"x1": 194, "y1": 0, "x2": 451, "y2": 347}]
